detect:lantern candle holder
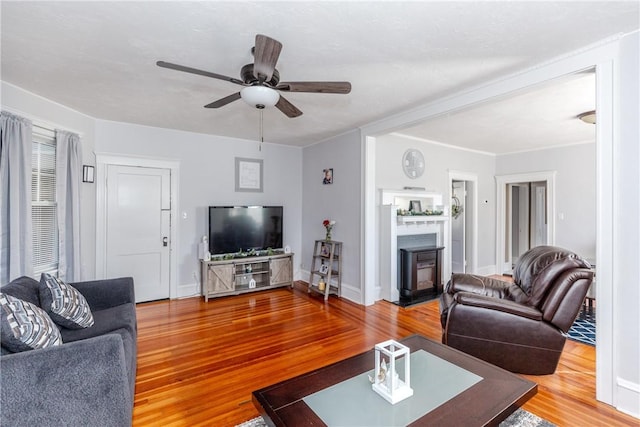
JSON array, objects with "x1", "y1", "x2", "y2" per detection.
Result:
[{"x1": 371, "y1": 340, "x2": 413, "y2": 404}]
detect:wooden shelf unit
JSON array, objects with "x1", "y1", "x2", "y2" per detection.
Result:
[
  {"x1": 308, "y1": 240, "x2": 342, "y2": 301},
  {"x1": 201, "y1": 253, "x2": 293, "y2": 301}
]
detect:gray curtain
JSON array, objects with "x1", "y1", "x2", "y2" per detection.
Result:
[
  {"x1": 56, "y1": 130, "x2": 82, "y2": 282},
  {"x1": 0, "y1": 111, "x2": 33, "y2": 283}
]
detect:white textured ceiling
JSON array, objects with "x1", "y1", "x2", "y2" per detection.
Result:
[
  {"x1": 1, "y1": 1, "x2": 638, "y2": 149},
  {"x1": 398, "y1": 71, "x2": 597, "y2": 155}
]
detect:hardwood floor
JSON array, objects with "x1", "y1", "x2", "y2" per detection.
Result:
[{"x1": 133, "y1": 284, "x2": 638, "y2": 426}]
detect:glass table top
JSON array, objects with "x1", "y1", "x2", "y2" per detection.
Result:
[{"x1": 303, "y1": 349, "x2": 483, "y2": 426}]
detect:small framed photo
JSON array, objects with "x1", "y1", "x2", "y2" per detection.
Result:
[
  {"x1": 321, "y1": 244, "x2": 330, "y2": 257},
  {"x1": 236, "y1": 157, "x2": 263, "y2": 192},
  {"x1": 409, "y1": 200, "x2": 422, "y2": 212},
  {"x1": 319, "y1": 264, "x2": 329, "y2": 274},
  {"x1": 323, "y1": 168, "x2": 333, "y2": 185}
]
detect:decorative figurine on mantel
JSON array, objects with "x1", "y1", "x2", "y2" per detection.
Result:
[{"x1": 370, "y1": 340, "x2": 413, "y2": 404}]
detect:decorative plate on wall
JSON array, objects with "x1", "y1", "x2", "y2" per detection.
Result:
[{"x1": 402, "y1": 149, "x2": 425, "y2": 179}]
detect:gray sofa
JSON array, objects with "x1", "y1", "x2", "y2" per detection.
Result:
[{"x1": 1, "y1": 275, "x2": 137, "y2": 426}]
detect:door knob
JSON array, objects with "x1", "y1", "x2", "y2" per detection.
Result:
[{"x1": 163, "y1": 237, "x2": 168, "y2": 247}]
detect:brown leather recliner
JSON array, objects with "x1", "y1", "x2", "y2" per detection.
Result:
[{"x1": 439, "y1": 246, "x2": 593, "y2": 375}]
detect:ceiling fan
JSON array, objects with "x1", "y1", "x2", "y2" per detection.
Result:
[{"x1": 157, "y1": 34, "x2": 351, "y2": 118}]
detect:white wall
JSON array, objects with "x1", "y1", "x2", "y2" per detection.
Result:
[
  {"x1": 496, "y1": 143, "x2": 596, "y2": 259},
  {"x1": 613, "y1": 30, "x2": 639, "y2": 417},
  {"x1": 1, "y1": 82, "x2": 97, "y2": 280},
  {"x1": 375, "y1": 134, "x2": 497, "y2": 273},
  {"x1": 94, "y1": 119, "x2": 303, "y2": 293},
  {"x1": 302, "y1": 129, "x2": 362, "y2": 303}
]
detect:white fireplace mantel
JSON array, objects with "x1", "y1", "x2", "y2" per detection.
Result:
[{"x1": 379, "y1": 189, "x2": 450, "y2": 302}]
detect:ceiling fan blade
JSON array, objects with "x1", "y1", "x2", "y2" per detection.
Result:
[
  {"x1": 204, "y1": 92, "x2": 242, "y2": 108},
  {"x1": 276, "y1": 81, "x2": 351, "y2": 94},
  {"x1": 157, "y1": 61, "x2": 245, "y2": 86},
  {"x1": 275, "y1": 95, "x2": 303, "y2": 118},
  {"x1": 253, "y1": 34, "x2": 282, "y2": 82}
]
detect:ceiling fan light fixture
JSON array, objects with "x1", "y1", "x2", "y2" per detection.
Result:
[
  {"x1": 577, "y1": 110, "x2": 596, "y2": 124},
  {"x1": 240, "y1": 86, "x2": 280, "y2": 109}
]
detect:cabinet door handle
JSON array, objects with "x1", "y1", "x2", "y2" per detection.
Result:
[{"x1": 162, "y1": 237, "x2": 168, "y2": 247}]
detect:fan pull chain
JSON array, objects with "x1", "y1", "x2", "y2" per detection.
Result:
[{"x1": 259, "y1": 109, "x2": 264, "y2": 152}]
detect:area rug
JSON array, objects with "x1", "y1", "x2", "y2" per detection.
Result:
[
  {"x1": 567, "y1": 305, "x2": 596, "y2": 346},
  {"x1": 236, "y1": 407, "x2": 555, "y2": 426}
]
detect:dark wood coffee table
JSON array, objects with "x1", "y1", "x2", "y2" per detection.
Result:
[{"x1": 252, "y1": 334, "x2": 537, "y2": 426}]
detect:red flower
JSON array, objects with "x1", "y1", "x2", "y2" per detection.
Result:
[{"x1": 323, "y1": 219, "x2": 330, "y2": 227}]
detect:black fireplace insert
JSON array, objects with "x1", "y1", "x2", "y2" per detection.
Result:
[{"x1": 399, "y1": 246, "x2": 444, "y2": 303}]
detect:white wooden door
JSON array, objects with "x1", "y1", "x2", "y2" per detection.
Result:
[
  {"x1": 451, "y1": 182, "x2": 466, "y2": 274},
  {"x1": 106, "y1": 165, "x2": 171, "y2": 302}
]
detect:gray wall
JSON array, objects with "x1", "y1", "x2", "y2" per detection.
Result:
[
  {"x1": 375, "y1": 134, "x2": 497, "y2": 272},
  {"x1": 0, "y1": 81, "x2": 304, "y2": 291},
  {"x1": 302, "y1": 130, "x2": 362, "y2": 301},
  {"x1": 496, "y1": 142, "x2": 596, "y2": 259},
  {"x1": 94, "y1": 119, "x2": 303, "y2": 291}
]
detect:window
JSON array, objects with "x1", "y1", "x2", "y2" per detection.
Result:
[{"x1": 32, "y1": 126, "x2": 58, "y2": 276}]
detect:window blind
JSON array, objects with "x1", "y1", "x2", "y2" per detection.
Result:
[{"x1": 32, "y1": 126, "x2": 58, "y2": 276}]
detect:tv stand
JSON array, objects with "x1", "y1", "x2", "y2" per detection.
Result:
[{"x1": 200, "y1": 253, "x2": 293, "y2": 301}]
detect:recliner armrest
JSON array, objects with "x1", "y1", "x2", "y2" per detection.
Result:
[
  {"x1": 448, "y1": 274, "x2": 528, "y2": 302},
  {"x1": 454, "y1": 292, "x2": 542, "y2": 321},
  {"x1": 1, "y1": 334, "x2": 132, "y2": 426},
  {"x1": 71, "y1": 277, "x2": 135, "y2": 310}
]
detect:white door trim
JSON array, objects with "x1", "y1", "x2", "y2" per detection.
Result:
[
  {"x1": 496, "y1": 171, "x2": 556, "y2": 275},
  {"x1": 95, "y1": 153, "x2": 180, "y2": 299},
  {"x1": 361, "y1": 135, "x2": 377, "y2": 306},
  {"x1": 448, "y1": 171, "x2": 478, "y2": 275}
]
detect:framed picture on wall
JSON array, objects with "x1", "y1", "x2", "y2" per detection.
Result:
[
  {"x1": 235, "y1": 157, "x2": 263, "y2": 192},
  {"x1": 409, "y1": 200, "x2": 422, "y2": 213},
  {"x1": 323, "y1": 168, "x2": 333, "y2": 185}
]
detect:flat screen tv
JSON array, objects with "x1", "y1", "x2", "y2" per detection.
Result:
[{"x1": 208, "y1": 206, "x2": 283, "y2": 255}]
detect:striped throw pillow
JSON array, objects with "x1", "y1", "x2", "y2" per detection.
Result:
[
  {"x1": 0, "y1": 293, "x2": 62, "y2": 352},
  {"x1": 39, "y1": 273, "x2": 94, "y2": 330}
]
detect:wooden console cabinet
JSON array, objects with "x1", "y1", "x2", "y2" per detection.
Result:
[{"x1": 201, "y1": 253, "x2": 293, "y2": 301}]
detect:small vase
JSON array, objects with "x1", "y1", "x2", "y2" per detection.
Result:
[{"x1": 325, "y1": 230, "x2": 331, "y2": 241}]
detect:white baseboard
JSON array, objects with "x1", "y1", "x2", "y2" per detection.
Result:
[
  {"x1": 476, "y1": 265, "x2": 497, "y2": 276},
  {"x1": 340, "y1": 282, "x2": 362, "y2": 305},
  {"x1": 616, "y1": 377, "x2": 640, "y2": 419},
  {"x1": 299, "y1": 269, "x2": 310, "y2": 283},
  {"x1": 375, "y1": 285, "x2": 383, "y2": 302},
  {"x1": 299, "y1": 269, "x2": 362, "y2": 304},
  {"x1": 178, "y1": 281, "x2": 200, "y2": 299}
]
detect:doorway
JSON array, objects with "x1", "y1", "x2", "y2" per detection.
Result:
[
  {"x1": 95, "y1": 154, "x2": 179, "y2": 302},
  {"x1": 507, "y1": 181, "x2": 547, "y2": 271},
  {"x1": 496, "y1": 171, "x2": 555, "y2": 275},
  {"x1": 451, "y1": 181, "x2": 466, "y2": 273},
  {"x1": 106, "y1": 165, "x2": 171, "y2": 302},
  {"x1": 449, "y1": 172, "x2": 477, "y2": 275}
]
